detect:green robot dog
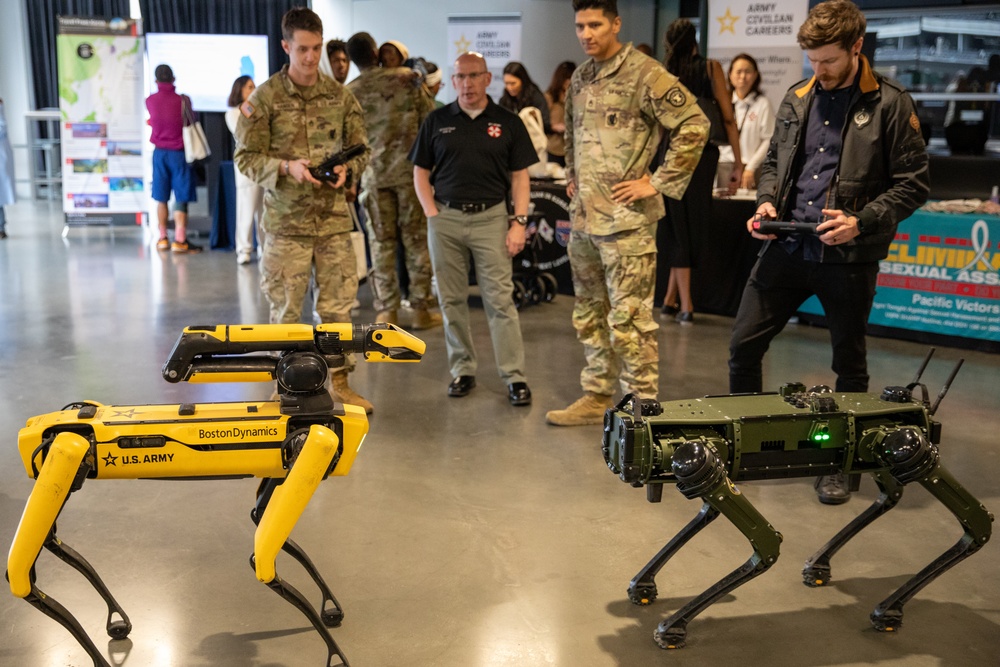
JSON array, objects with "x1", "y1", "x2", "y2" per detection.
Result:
[{"x1": 603, "y1": 351, "x2": 992, "y2": 650}]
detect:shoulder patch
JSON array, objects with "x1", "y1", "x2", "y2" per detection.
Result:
[
  {"x1": 909, "y1": 112, "x2": 920, "y2": 133},
  {"x1": 666, "y1": 87, "x2": 688, "y2": 108},
  {"x1": 240, "y1": 101, "x2": 255, "y2": 118}
]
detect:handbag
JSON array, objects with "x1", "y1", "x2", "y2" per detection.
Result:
[
  {"x1": 348, "y1": 197, "x2": 368, "y2": 282},
  {"x1": 181, "y1": 96, "x2": 210, "y2": 163}
]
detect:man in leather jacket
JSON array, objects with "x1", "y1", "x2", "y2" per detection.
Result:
[{"x1": 728, "y1": 0, "x2": 929, "y2": 504}]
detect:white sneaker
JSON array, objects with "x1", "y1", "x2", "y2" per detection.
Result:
[{"x1": 237, "y1": 251, "x2": 252, "y2": 265}]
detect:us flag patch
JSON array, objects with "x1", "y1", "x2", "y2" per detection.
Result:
[{"x1": 240, "y1": 101, "x2": 255, "y2": 118}]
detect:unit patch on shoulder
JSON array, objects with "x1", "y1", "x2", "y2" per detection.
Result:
[
  {"x1": 240, "y1": 101, "x2": 255, "y2": 118},
  {"x1": 909, "y1": 112, "x2": 921, "y2": 132},
  {"x1": 666, "y1": 87, "x2": 687, "y2": 108}
]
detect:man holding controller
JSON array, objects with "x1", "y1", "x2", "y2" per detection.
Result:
[{"x1": 728, "y1": 0, "x2": 929, "y2": 503}]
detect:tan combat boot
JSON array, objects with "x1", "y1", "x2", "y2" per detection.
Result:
[
  {"x1": 410, "y1": 308, "x2": 442, "y2": 330},
  {"x1": 330, "y1": 372, "x2": 374, "y2": 414},
  {"x1": 376, "y1": 309, "x2": 398, "y2": 325},
  {"x1": 545, "y1": 392, "x2": 614, "y2": 426}
]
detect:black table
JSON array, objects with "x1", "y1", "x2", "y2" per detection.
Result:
[{"x1": 655, "y1": 196, "x2": 761, "y2": 317}]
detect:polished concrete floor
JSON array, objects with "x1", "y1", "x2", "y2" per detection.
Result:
[{"x1": 1, "y1": 199, "x2": 998, "y2": 667}]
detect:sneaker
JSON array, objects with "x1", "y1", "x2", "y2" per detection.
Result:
[
  {"x1": 675, "y1": 311, "x2": 695, "y2": 326},
  {"x1": 172, "y1": 240, "x2": 203, "y2": 253},
  {"x1": 237, "y1": 251, "x2": 252, "y2": 264},
  {"x1": 545, "y1": 392, "x2": 614, "y2": 426},
  {"x1": 156, "y1": 237, "x2": 170, "y2": 251},
  {"x1": 815, "y1": 473, "x2": 851, "y2": 505},
  {"x1": 411, "y1": 308, "x2": 443, "y2": 330}
]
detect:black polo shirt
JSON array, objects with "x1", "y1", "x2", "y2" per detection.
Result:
[{"x1": 408, "y1": 98, "x2": 538, "y2": 206}]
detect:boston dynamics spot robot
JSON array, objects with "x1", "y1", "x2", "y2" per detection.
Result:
[
  {"x1": 6, "y1": 323, "x2": 425, "y2": 667},
  {"x1": 602, "y1": 350, "x2": 993, "y2": 649}
]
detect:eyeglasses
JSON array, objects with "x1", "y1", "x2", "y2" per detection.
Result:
[{"x1": 452, "y1": 71, "x2": 488, "y2": 82}]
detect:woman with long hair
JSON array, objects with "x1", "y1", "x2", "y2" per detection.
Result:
[
  {"x1": 717, "y1": 53, "x2": 774, "y2": 190},
  {"x1": 543, "y1": 60, "x2": 576, "y2": 165},
  {"x1": 499, "y1": 61, "x2": 551, "y2": 132},
  {"x1": 225, "y1": 75, "x2": 264, "y2": 264},
  {"x1": 657, "y1": 19, "x2": 743, "y2": 324}
]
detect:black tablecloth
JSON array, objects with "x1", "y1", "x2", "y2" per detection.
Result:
[
  {"x1": 655, "y1": 197, "x2": 761, "y2": 317},
  {"x1": 210, "y1": 161, "x2": 236, "y2": 250},
  {"x1": 515, "y1": 180, "x2": 574, "y2": 295}
]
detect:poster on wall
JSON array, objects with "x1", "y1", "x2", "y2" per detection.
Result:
[
  {"x1": 446, "y1": 14, "x2": 522, "y2": 102},
  {"x1": 705, "y1": 1, "x2": 810, "y2": 114},
  {"x1": 58, "y1": 16, "x2": 145, "y2": 227},
  {"x1": 799, "y1": 210, "x2": 1000, "y2": 345}
]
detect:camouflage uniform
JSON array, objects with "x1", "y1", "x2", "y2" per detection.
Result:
[
  {"x1": 565, "y1": 43, "x2": 708, "y2": 398},
  {"x1": 235, "y1": 65, "x2": 369, "y2": 372},
  {"x1": 348, "y1": 68, "x2": 435, "y2": 312}
]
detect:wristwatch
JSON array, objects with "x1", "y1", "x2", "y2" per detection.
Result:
[
  {"x1": 852, "y1": 215, "x2": 865, "y2": 235},
  {"x1": 510, "y1": 215, "x2": 528, "y2": 226}
]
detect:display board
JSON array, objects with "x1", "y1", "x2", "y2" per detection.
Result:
[
  {"x1": 446, "y1": 14, "x2": 522, "y2": 103},
  {"x1": 798, "y1": 209, "x2": 1000, "y2": 346},
  {"x1": 58, "y1": 17, "x2": 145, "y2": 227}
]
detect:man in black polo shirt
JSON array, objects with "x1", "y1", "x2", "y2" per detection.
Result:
[{"x1": 410, "y1": 51, "x2": 538, "y2": 406}]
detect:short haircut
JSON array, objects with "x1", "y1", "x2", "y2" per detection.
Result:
[
  {"x1": 154, "y1": 64, "x2": 173, "y2": 83},
  {"x1": 572, "y1": 0, "x2": 618, "y2": 18},
  {"x1": 346, "y1": 32, "x2": 378, "y2": 68},
  {"x1": 797, "y1": 0, "x2": 866, "y2": 52},
  {"x1": 327, "y1": 39, "x2": 347, "y2": 57},
  {"x1": 227, "y1": 75, "x2": 252, "y2": 107},
  {"x1": 281, "y1": 7, "x2": 323, "y2": 43}
]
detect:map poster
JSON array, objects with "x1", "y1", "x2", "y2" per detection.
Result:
[
  {"x1": 446, "y1": 14, "x2": 522, "y2": 103},
  {"x1": 706, "y1": 1, "x2": 810, "y2": 115},
  {"x1": 58, "y1": 16, "x2": 145, "y2": 226}
]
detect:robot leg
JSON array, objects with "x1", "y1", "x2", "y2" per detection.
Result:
[
  {"x1": 869, "y1": 428, "x2": 993, "y2": 632},
  {"x1": 251, "y1": 424, "x2": 350, "y2": 667},
  {"x1": 6, "y1": 431, "x2": 119, "y2": 667},
  {"x1": 654, "y1": 440, "x2": 782, "y2": 649}
]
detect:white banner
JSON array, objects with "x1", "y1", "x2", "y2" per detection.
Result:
[
  {"x1": 446, "y1": 14, "x2": 522, "y2": 103},
  {"x1": 58, "y1": 17, "x2": 145, "y2": 225},
  {"x1": 706, "y1": 1, "x2": 810, "y2": 114}
]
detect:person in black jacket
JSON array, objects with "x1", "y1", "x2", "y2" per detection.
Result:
[
  {"x1": 498, "y1": 61, "x2": 551, "y2": 133},
  {"x1": 728, "y1": 0, "x2": 929, "y2": 504}
]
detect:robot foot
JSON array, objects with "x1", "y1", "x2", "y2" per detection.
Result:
[
  {"x1": 627, "y1": 583, "x2": 658, "y2": 606},
  {"x1": 871, "y1": 607, "x2": 903, "y2": 632},
  {"x1": 654, "y1": 622, "x2": 687, "y2": 649},
  {"x1": 802, "y1": 563, "x2": 831, "y2": 587}
]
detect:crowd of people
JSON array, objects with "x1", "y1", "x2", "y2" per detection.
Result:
[{"x1": 144, "y1": 0, "x2": 930, "y2": 505}]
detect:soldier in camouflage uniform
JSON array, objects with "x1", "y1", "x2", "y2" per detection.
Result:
[
  {"x1": 546, "y1": 0, "x2": 708, "y2": 426},
  {"x1": 234, "y1": 7, "x2": 373, "y2": 413},
  {"x1": 346, "y1": 32, "x2": 441, "y2": 330}
]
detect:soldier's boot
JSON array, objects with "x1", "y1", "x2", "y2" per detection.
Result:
[
  {"x1": 330, "y1": 372, "x2": 374, "y2": 414},
  {"x1": 376, "y1": 308, "x2": 398, "y2": 325},
  {"x1": 411, "y1": 308, "x2": 442, "y2": 330},
  {"x1": 545, "y1": 392, "x2": 614, "y2": 426}
]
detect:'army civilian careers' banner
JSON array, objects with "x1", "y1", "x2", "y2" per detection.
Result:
[{"x1": 706, "y1": 1, "x2": 810, "y2": 115}]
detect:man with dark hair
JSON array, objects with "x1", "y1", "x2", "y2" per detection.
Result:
[
  {"x1": 321, "y1": 39, "x2": 350, "y2": 84},
  {"x1": 145, "y1": 64, "x2": 201, "y2": 253},
  {"x1": 546, "y1": 0, "x2": 708, "y2": 426},
  {"x1": 410, "y1": 51, "x2": 537, "y2": 406},
  {"x1": 729, "y1": 0, "x2": 929, "y2": 503},
  {"x1": 347, "y1": 32, "x2": 440, "y2": 330},
  {"x1": 235, "y1": 7, "x2": 374, "y2": 412}
]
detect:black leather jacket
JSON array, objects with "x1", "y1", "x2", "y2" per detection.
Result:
[{"x1": 756, "y1": 56, "x2": 929, "y2": 263}]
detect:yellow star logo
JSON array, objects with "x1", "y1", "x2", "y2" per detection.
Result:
[
  {"x1": 454, "y1": 35, "x2": 471, "y2": 54},
  {"x1": 716, "y1": 8, "x2": 740, "y2": 35}
]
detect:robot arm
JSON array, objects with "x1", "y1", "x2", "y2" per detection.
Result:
[{"x1": 162, "y1": 322, "x2": 425, "y2": 384}]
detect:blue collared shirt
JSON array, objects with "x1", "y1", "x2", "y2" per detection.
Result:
[{"x1": 783, "y1": 81, "x2": 854, "y2": 259}]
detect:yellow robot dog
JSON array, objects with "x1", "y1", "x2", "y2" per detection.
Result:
[{"x1": 6, "y1": 322, "x2": 424, "y2": 667}]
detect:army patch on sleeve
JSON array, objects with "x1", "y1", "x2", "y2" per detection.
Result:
[
  {"x1": 909, "y1": 112, "x2": 921, "y2": 132},
  {"x1": 666, "y1": 87, "x2": 687, "y2": 108},
  {"x1": 240, "y1": 101, "x2": 255, "y2": 118}
]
